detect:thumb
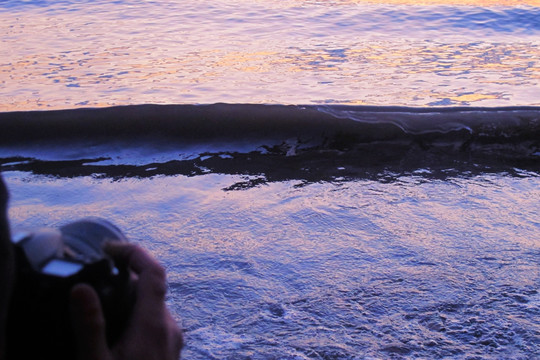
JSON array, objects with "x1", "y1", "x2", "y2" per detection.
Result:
[{"x1": 70, "y1": 284, "x2": 110, "y2": 360}]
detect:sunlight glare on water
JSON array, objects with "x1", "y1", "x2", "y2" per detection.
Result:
[{"x1": 1, "y1": 0, "x2": 540, "y2": 110}]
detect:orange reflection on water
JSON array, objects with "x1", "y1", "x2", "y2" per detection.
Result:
[
  {"x1": 2, "y1": 38, "x2": 538, "y2": 111},
  {"x1": 1, "y1": 0, "x2": 540, "y2": 111},
  {"x1": 214, "y1": 51, "x2": 280, "y2": 72}
]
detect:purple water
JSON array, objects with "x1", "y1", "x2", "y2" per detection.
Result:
[{"x1": 1, "y1": 1, "x2": 539, "y2": 358}]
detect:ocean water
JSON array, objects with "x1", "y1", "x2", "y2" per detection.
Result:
[
  {"x1": 3, "y1": 169, "x2": 540, "y2": 359},
  {"x1": 1, "y1": 1, "x2": 540, "y2": 359},
  {"x1": 1, "y1": 0, "x2": 540, "y2": 109}
]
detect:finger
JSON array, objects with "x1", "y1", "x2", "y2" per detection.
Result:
[
  {"x1": 70, "y1": 284, "x2": 110, "y2": 360},
  {"x1": 105, "y1": 243, "x2": 168, "y2": 317},
  {"x1": 105, "y1": 243, "x2": 183, "y2": 359},
  {"x1": 105, "y1": 242, "x2": 163, "y2": 276}
]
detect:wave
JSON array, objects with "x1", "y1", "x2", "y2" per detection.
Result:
[
  {"x1": 1, "y1": 103, "x2": 539, "y2": 143},
  {"x1": 1, "y1": 104, "x2": 539, "y2": 185}
]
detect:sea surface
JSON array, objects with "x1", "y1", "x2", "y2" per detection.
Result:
[
  {"x1": 1, "y1": 0, "x2": 540, "y2": 109},
  {"x1": 1, "y1": 1, "x2": 540, "y2": 359}
]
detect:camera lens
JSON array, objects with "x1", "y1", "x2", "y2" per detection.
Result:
[{"x1": 60, "y1": 217, "x2": 127, "y2": 262}]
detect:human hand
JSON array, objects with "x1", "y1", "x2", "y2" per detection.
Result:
[
  {"x1": 70, "y1": 242, "x2": 183, "y2": 360},
  {"x1": 0, "y1": 175, "x2": 14, "y2": 360}
]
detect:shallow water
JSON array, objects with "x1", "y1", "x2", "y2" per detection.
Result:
[{"x1": 4, "y1": 170, "x2": 540, "y2": 359}]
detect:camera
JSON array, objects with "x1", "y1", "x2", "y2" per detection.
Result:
[{"x1": 7, "y1": 217, "x2": 134, "y2": 360}]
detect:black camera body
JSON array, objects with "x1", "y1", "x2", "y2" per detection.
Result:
[{"x1": 7, "y1": 218, "x2": 134, "y2": 360}]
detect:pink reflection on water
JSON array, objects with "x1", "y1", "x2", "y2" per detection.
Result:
[{"x1": 1, "y1": 1, "x2": 539, "y2": 110}]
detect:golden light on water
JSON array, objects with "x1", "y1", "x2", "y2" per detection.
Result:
[
  {"x1": 2, "y1": 38, "x2": 537, "y2": 111},
  {"x1": 1, "y1": 0, "x2": 539, "y2": 110}
]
